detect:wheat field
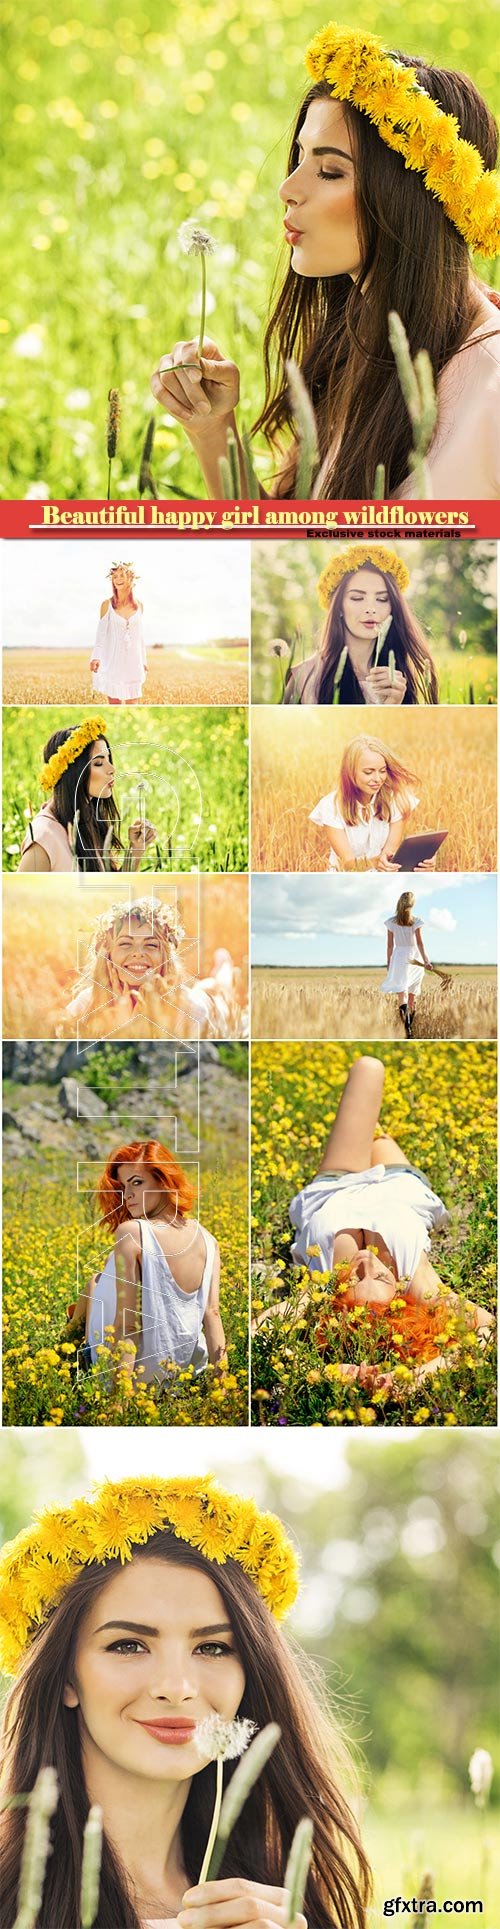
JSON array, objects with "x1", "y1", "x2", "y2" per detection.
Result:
[
  {"x1": 252, "y1": 966, "x2": 497, "y2": 1041},
  {"x1": 3, "y1": 874, "x2": 248, "y2": 1039},
  {"x1": 251, "y1": 708, "x2": 497, "y2": 872},
  {"x1": 2, "y1": 648, "x2": 248, "y2": 707}
]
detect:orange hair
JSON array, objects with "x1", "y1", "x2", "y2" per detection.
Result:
[{"x1": 96, "y1": 1139, "x2": 194, "y2": 1232}]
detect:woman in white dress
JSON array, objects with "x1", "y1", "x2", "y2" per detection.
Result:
[
  {"x1": 278, "y1": 1056, "x2": 492, "y2": 1393},
  {"x1": 309, "y1": 734, "x2": 436, "y2": 873},
  {"x1": 381, "y1": 891, "x2": 436, "y2": 1037},
  {"x1": 57, "y1": 900, "x2": 245, "y2": 1042},
  {"x1": 90, "y1": 562, "x2": 147, "y2": 704},
  {"x1": 64, "y1": 1141, "x2": 225, "y2": 1384}
]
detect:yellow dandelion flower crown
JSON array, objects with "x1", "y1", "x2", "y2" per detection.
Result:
[
  {"x1": 305, "y1": 22, "x2": 500, "y2": 258},
  {"x1": 39, "y1": 717, "x2": 110, "y2": 795},
  {"x1": 317, "y1": 543, "x2": 410, "y2": 609},
  {"x1": 0, "y1": 1476, "x2": 300, "y2": 1675}
]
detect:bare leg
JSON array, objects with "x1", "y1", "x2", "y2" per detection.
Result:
[
  {"x1": 370, "y1": 1132, "x2": 411, "y2": 1168},
  {"x1": 317, "y1": 1057, "x2": 385, "y2": 1175}
]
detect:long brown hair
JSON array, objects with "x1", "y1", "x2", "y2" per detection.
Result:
[
  {"x1": 396, "y1": 891, "x2": 416, "y2": 927},
  {"x1": 254, "y1": 60, "x2": 499, "y2": 497},
  {"x1": 338, "y1": 735, "x2": 418, "y2": 826},
  {"x1": 314, "y1": 564, "x2": 438, "y2": 704},
  {"x1": 43, "y1": 729, "x2": 123, "y2": 871},
  {"x1": 0, "y1": 1533, "x2": 371, "y2": 1929}
]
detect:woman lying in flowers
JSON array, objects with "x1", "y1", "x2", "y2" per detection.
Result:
[
  {"x1": 18, "y1": 719, "x2": 156, "y2": 874},
  {"x1": 0, "y1": 1475, "x2": 371, "y2": 1929},
  {"x1": 64, "y1": 1142, "x2": 225, "y2": 1385},
  {"x1": 57, "y1": 900, "x2": 245, "y2": 1041},
  {"x1": 152, "y1": 26, "x2": 500, "y2": 499},
  {"x1": 259, "y1": 1057, "x2": 493, "y2": 1395}
]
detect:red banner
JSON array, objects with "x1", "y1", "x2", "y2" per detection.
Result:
[{"x1": 1, "y1": 499, "x2": 499, "y2": 537}]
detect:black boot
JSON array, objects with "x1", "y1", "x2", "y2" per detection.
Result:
[
  {"x1": 405, "y1": 1008, "x2": 413, "y2": 1038},
  {"x1": 399, "y1": 1003, "x2": 407, "y2": 1028}
]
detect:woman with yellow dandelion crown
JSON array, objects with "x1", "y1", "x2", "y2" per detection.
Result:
[
  {"x1": 284, "y1": 1056, "x2": 493, "y2": 1393},
  {"x1": 0, "y1": 1475, "x2": 371, "y2": 1929},
  {"x1": 90, "y1": 564, "x2": 147, "y2": 704},
  {"x1": 284, "y1": 549, "x2": 438, "y2": 705},
  {"x1": 308, "y1": 732, "x2": 435, "y2": 874},
  {"x1": 63, "y1": 1142, "x2": 225, "y2": 1385},
  {"x1": 151, "y1": 24, "x2": 500, "y2": 500},
  {"x1": 17, "y1": 719, "x2": 157, "y2": 873},
  {"x1": 57, "y1": 899, "x2": 244, "y2": 1042}
]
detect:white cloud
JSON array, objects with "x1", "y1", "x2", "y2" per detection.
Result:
[{"x1": 427, "y1": 908, "x2": 457, "y2": 932}]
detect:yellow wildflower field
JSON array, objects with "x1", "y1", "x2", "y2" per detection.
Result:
[
  {"x1": 3, "y1": 1160, "x2": 248, "y2": 1428},
  {"x1": 251, "y1": 1042, "x2": 497, "y2": 1428}
]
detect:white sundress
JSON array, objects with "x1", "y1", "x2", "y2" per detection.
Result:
[
  {"x1": 86, "y1": 1217, "x2": 215, "y2": 1381},
  {"x1": 309, "y1": 788, "x2": 419, "y2": 870},
  {"x1": 289, "y1": 1164, "x2": 449, "y2": 1288},
  {"x1": 381, "y1": 918, "x2": 425, "y2": 999},
  {"x1": 92, "y1": 603, "x2": 147, "y2": 701}
]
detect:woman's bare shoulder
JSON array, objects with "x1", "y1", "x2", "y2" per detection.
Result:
[{"x1": 100, "y1": 598, "x2": 110, "y2": 616}]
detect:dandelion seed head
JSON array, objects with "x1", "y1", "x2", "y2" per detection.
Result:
[
  {"x1": 468, "y1": 1748, "x2": 493, "y2": 1805},
  {"x1": 194, "y1": 1715, "x2": 256, "y2": 1762},
  {"x1": 178, "y1": 219, "x2": 216, "y2": 257},
  {"x1": 267, "y1": 638, "x2": 291, "y2": 658}
]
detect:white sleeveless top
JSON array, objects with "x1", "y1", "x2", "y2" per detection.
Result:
[
  {"x1": 290, "y1": 1165, "x2": 449, "y2": 1287},
  {"x1": 92, "y1": 603, "x2": 146, "y2": 701},
  {"x1": 87, "y1": 1219, "x2": 215, "y2": 1380}
]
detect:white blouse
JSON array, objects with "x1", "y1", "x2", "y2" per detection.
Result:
[
  {"x1": 289, "y1": 1164, "x2": 449, "y2": 1286},
  {"x1": 309, "y1": 788, "x2": 419, "y2": 869},
  {"x1": 87, "y1": 1217, "x2": 215, "y2": 1381}
]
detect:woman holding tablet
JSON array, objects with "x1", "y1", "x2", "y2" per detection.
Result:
[{"x1": 308, "y1": 734, "x2": 437, "y2": 872}]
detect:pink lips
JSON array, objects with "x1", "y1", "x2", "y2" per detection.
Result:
[
  {"x1": 135, "y1": 1719, "x2": 196, "y2": 1745},
  {"x1": 284, "y1": 220, "x2": 303, "y2": 244}
]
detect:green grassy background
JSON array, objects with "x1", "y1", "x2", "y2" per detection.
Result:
[
  {"x1": 2, "y1": 705, "x2": 248, "y2": 871},
  {"x1": 2, "y1": 0, "x2": 500, "y2": 497}
]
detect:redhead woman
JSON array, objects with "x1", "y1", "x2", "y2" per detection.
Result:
[
  {"x1": 284, "y1": 548, "x2": 438, "y2": 705},
  {"x1": 308, "y1": 733, "x2": 435, "y2": 873},
  {"x1": 91, "y1": 564, "x2": 147, "y2": 704},
  {"x1": 18, "y1": 718, "x2": 156, "y2": 873},
  {"x1": 259, "y1": 1057, "x2": 493, "y2": 1396},
  {"x1": 57, "y1": 900, "x2": 245, "y2": 1042},
  {"x1": 0, "y1": 1474, "x2": 370, "y2": 1928},
  {"x1": 151, "y1": 25, "x2": 500, "y2": 500},
  {"x1": 63, "y1": 1141, "x2": 225, "y2": 1383}
]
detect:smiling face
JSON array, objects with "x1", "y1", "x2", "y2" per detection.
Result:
[
  {"x1": 63, "y1": 1558, "x2": 245, "y2": 1787},
  {"x1": 109, "y1": 918, "x2": 165, "y2": 986},
  {"x1": 111, "y1": 567, "x2": 134, "y2": 596},
  {"x1": 341, "y1": 569, "x2": 391, "y2": 643},
  {"x1": 280, "y1": 96, "x2": 359, "y2": 279},
  {"x1": 85, "y1": 738, "x2": 115, "y2": 801},
  {"x1": 116, "y1": 1161, "x2": 169, "y2": 1221},
  {"x1": 353, "y1": 746, "x2": 388, "y2": 799}
]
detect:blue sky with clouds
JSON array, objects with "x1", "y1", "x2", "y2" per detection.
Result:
[{"x1": 251, "y1": 873, "x2": 497, "y2": 967}]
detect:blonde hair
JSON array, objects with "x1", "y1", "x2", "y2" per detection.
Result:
[
  {"x1": 59, "y1": 900, "x2": 202, "y2": 1041},
  {"x1": 338, "y1": 735, "x2": 417, "y2": 827},
  {"x1": 396, "y1": 891, "x2": 415, "y2": 926}
]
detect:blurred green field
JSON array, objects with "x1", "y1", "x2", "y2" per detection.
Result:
[
  {"x1": 365, "y1": 1804, "x2": 499, "y2": 1928},
  {"x1": 2, "y1": 0, "x2": 500, "y2": 498},
  {"x1": 2, "y1": 704, "x2": 248, "y2": 871}
]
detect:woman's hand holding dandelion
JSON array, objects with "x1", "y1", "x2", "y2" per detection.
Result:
[
  {"x1": 127, "y1": 817, "x2": 157, "y2": 863},
  {"x1": 362, "y1": 666, "x2": 407, "y2": 705},
  {"x1": 151, "y1": 338, "x2": 239, "y2": 433},
  {"x1": 178, "y1": 1878, "x2": 307, "y2": 1928}
]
